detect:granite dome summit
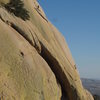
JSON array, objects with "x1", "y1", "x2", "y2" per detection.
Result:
[{"x1": 0, "y1": 0, "x2": 94, "y2": 100}]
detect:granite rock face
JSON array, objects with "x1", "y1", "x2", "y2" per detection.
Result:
[{"x1": 0, "y1": 0, "x2": 94, "y2": 100}]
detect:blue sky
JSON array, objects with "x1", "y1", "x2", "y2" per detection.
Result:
[{"x1": 38, "y1": 0, "x2": 100, "y2": 79}]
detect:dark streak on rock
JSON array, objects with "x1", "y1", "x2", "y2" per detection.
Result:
[{"x1": 35, "y1": 8, "x2": 48, "y2": 23}]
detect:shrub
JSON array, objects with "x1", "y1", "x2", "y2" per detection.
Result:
[{"x1": 4, "y1": 0, "x2": 30, "y2": 20}]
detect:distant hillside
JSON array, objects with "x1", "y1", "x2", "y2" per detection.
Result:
[{"x1": 82, "y1": 78, "x2": 100, "y2": 100}]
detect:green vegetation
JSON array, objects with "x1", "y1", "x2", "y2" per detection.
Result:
[{"x1": 3, "y1": 0, "x2": 30, "y2": 20}]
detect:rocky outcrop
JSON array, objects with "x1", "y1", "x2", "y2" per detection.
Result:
[{"x1": 0, "y1": 0, "x2": 93, "y2": 100}]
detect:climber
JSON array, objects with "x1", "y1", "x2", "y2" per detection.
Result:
[{"x1": 37, "y1": 5, "x2": 39, "y2": 9}]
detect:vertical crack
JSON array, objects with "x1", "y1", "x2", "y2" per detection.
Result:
[{"x1": 40, "y1": 42, "x2": 69, "y2": 100}]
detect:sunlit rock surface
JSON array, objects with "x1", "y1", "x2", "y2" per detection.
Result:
[{"x1": 0, "y1": 0, "x2": 94, "y2": 100}]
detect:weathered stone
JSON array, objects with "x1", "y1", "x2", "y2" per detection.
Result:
[
  {"x1": 0, "y1": 0, "x2": 94, "y2": 100},
  {"x1": 0, "y1": 0, "x2": 10, "y2": 4}
]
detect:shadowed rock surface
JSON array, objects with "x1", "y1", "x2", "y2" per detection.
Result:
[{"x1": 0, "y1": 0, "x2": 94, "y2": 100}]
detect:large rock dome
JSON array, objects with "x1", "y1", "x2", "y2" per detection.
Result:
[{"x1": 0, "y1": 0, "x2": 94, "y2": 100}]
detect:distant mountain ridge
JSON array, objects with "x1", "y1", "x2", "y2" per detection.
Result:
[{"x1": 82, "y1": 78, "x2": 100, "y2": 96}]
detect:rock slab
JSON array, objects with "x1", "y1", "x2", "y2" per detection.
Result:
[{"x1": 0, "y1": 0, "x2": 94, "y2": 100}]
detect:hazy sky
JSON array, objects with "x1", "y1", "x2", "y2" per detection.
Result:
[{"x1": 38, "y1": 0, "x2": 100, "y2": 79}]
